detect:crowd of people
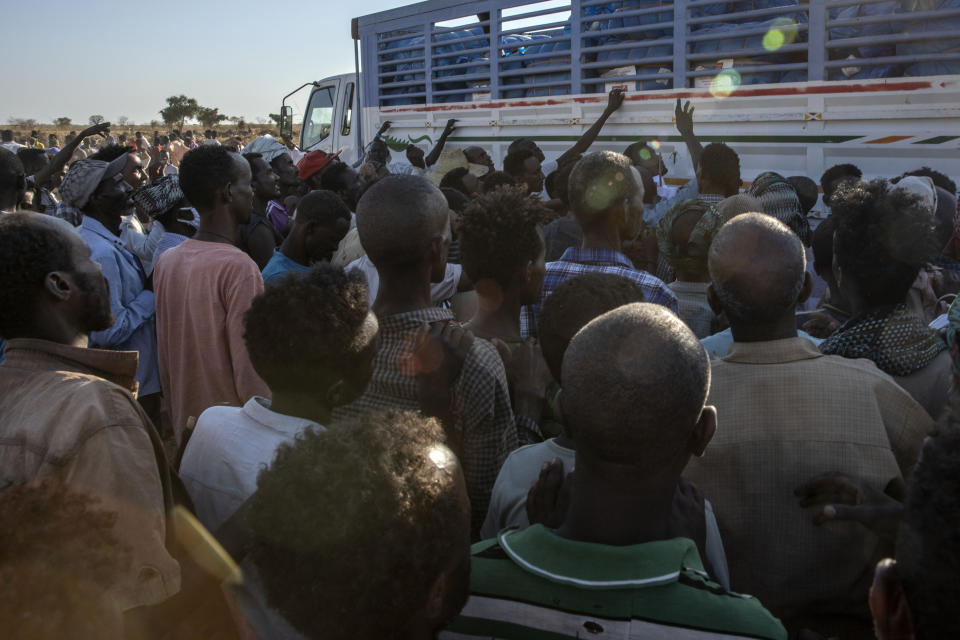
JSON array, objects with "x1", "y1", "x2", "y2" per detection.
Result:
[{"x1": 1, "y1": 88, "x2": 959, "y2": 640}]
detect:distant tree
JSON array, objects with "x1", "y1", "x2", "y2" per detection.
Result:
[
  {"x1": 196, "y1": 106, "x2": 224, "y2": 130},
  {"x1": 149, "y1": 120, "x2": 161, "y2": 129},
  {"x1": 159, "y1": 95, "x2": 199, "y2": 132},
  {"x1": 268, "y1": 113, "x2": 283, "y2": 126},
  {"x1": 54, "y1": 117, "x2": 72, "y2": 127},
  {"x1": 8, "y1": 117, "x2": 38, "y2": 128},
  {"x1": 116, "y1": 115, "x2": 130, "y2": 126},
  {"x1": 228, "y1": 115, "x2": 247, "y2": 133},
  {"x1": 89, "y1": 115, "x2": 105, "y2": 125}
]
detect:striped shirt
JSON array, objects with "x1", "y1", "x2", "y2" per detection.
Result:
[
  {"x1": 441, "y1": 525, "x2": 786, "y2": 640},
  {"x1": 520, "y1": 248, "x2": 679, "y2": 338}
]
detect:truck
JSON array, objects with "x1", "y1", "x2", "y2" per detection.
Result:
[{"x1": 279, "y1": 0, "x2": 960, "y2": 211}]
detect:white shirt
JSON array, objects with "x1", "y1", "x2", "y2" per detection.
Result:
[
  {"x1": 346, "y1": 254, "x2": 462, "y2": 307},
  {"x1": 1, "y1": 141, "x2": 24, "y2": 152},
  {"x1": 179, "y1": 397, "x2": 323, "y2": 532},
  {"x1": 387, "y1": 161, "x2": 425, "y2": 176},
  {"x1": 481, "y1": 437, "x2": 731, "y2": 590},
  {"x1": 120, "y1": 215, "x2": 165, "y2": 275}
]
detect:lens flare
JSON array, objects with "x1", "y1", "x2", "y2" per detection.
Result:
[
  {"x1": 649, "y1": 140, "x2": 661, "y2": 151},
  {"x1": 763, "y1": 29, "x2": 785, "y2": 51},
  {"x1": 639, "y1": 148, "x2": 652, "y2": 161},
  {"x1": 763, "y1": 18, "x2": 799, "y2": 52},
  {"x1": 709, "y1": 69, "x2": 741, "y2": 98}
]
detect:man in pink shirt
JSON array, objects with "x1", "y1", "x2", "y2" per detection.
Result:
[{"x1": 153, "y1": 145, "x2": 270, "y2": 444}]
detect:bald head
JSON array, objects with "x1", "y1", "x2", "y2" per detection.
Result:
[
  {"x1": 717, "y1": 194, "x2": 763, "y2": 222},
  {"x1": 356, "y1": 175, "x2": 450, "y2": 268},
  {"x1": 561, "y1": 303, "x2": 710, "y2": 468},
  {"x1": 708, "y1": 213, "x2": 806, "y2": 324}
]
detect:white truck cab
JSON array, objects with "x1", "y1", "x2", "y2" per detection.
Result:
[{"x1": 296, "y1": 73, "x2": 361, "y2": 163}]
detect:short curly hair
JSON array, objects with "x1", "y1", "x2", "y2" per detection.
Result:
[
  {"x1": 831, "y1": 179, "x2": 941, "y2": 307},
  {"x1": 503, "y1": 148, "x2": 537, "y2": 178},
  {"x1": 16, "y1": 147, "x2": 48, "y2": 175},
  {"x1": 539, "y1": 272, "x2": 645, "y2": 383},
  {"x1": 248, "y1": 410, "x2": 470, "y2": 640},
  {"x1": 0, "y1": 481, "x2": 131, "y2": 638},
  {"x1": 481, "y1": 170, "x2": 516, "y2": 191},
  {"x1": 568, "y1": 151, "x2": 640, "y2": 225},
  {"x1": 179, "y1": 145, "x2": 239, "y2": 210},
  {"x1": 700, "y1": 143, "x2": 740, "y2": 195},
  {"x1": 244, "y1": 263, "x2": 371, "y2": 394},
  {"x1": 439, "y1": 167, "x2": 471, "y2": 196},
  {"x1": 458, "y1": 185, "x2": 544, "y2": 289},
  {"x1": 0, "y1": 213, "x2": 76, "y2": 337},
  {"x1": 820, "y1": 163, "x2": 861, "y2": 204},
  {"x1": 898, "y1": 427, "x2": 960, "y2": 640}
]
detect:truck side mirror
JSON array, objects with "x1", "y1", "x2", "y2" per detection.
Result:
[{"x1": 279, "y1": 106, "x2": 294, "y2": 141}]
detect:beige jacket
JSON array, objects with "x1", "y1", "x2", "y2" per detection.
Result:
[
  {"x1": 0, "y1": 338, "x2": 180, "y2": 610},
  {"x1": 685, "y1": 338, "x2": 933, "y2": 635}
]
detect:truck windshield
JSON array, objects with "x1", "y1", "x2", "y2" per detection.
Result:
[{"x1": 303, "y1": 86, "x2": 335, "y2": 149}]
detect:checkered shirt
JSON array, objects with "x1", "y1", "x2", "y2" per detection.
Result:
[
  {"x1": 332, "y1": 307, "x2": 519, "y2": 538},
  {"x1": 684, "y1": 337, "x2": 933, "y2": 621},
  {"x1": 520, "y1": 248, "x2": 679, "y2": 338}
]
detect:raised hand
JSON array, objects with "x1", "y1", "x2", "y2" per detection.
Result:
[
  {"x1": 606, "y1": 87, "x2": 626, "y2": 113},
  {"x1": 675, "y1": 98, "x2": 695, "y2": 137},
  {"x1": 80, "y1": 122, "x2": 112, "y2": 139}
]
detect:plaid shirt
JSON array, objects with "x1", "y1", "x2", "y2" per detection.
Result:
[
  {"x1": 520, "y1": 248, "x2": 679, "y2": 338},
  {"x1": 332, "y1": 307, "x2": 519, "y2": 538}
]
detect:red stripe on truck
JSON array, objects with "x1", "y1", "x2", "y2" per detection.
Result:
[{"x1": 377, "y1": 80, "x2": 934, "y2": 113}]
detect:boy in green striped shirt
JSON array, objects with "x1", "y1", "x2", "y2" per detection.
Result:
[{"x1": 442, "y1": 303, "x2": 786, "y2": 640}]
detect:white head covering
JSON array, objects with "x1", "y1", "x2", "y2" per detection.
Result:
[
  {"x1": 242, "y1": 135, "x2": 287, "y2": 164},
  {"x1": 894, "y1": 175, "x2": 938, "y2": 215}
]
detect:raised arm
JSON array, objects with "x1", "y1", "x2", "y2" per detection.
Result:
[
  {"x1": 424, "y1": 118, "x2": 458, "y2": 168},
  {"x1": 675, "y1": 99, "x2": 703, "y2": 173},
  {"x1": 35, "y1": 122, "x2": 112, "y2": 186},
  {"x1": 555, "y1": 88, "x2": 625, "y2": 168}
]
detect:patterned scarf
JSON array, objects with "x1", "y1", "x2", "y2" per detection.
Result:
[
  {"x1": 820, "y1": 303, "x2": 946, "y2": 377},
  {"x1": 131, "y1": 175, "x2": 184, "y2": 218},
  {"x1": 748, "y1": 171, "x2": 812, "y2": 246},
  {"x1": 656, "y1": 198, "x2": 724, "y2": 274}
]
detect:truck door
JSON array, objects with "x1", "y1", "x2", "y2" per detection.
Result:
[
  {"x1": 336, "y1": 79, "x2": 357, "y2": 163},
  {"x1": 300, "y1": 80, "x2": 340, "y2": 153}
]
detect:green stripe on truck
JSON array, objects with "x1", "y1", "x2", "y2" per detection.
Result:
[{"x1": 448, "y1": 135, "x2": 864, "y2": 144}]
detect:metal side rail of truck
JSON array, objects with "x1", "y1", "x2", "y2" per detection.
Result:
[{"x1": 279, "y1": 0, "x2": 960, "y2": 211}]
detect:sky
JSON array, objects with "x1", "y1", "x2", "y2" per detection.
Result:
[{"x1": 1, "y1": 0, "x2": 416, "y2": 127}]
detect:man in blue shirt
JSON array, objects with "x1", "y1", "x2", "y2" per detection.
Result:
[
  {"x1": 262, "y1": 190, "x2": 351, "y2": 285},
  {"x1": 73, "y1": 156, "x2": 161, "y2": 421}
]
